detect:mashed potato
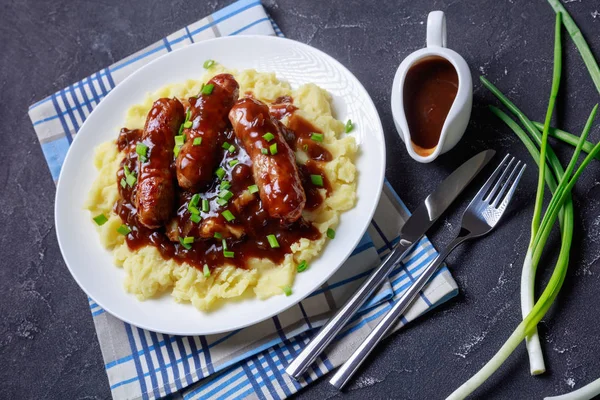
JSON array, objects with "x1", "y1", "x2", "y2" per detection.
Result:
[{"x1": 85, "y1": 66, "x2": 357, "y2": 311}]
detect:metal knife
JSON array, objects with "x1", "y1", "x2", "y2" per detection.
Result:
[{"x1": 285, "y1": 149, "x2": 496, "y2": 380}]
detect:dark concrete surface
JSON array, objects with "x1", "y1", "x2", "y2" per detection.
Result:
[{"x1": 2, "y1": 0, "x2": 600, "y2": 399}]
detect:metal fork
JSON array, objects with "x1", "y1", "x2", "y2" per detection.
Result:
[{"x1": 329, "y1": 154, "x2": 526, "y2": 390}]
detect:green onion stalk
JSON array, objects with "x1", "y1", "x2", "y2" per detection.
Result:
[{"x1": 544, "y1": 377, "x2": 600, "y2": 400}]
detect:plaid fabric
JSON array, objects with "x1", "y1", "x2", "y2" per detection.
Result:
[{"x1": 28, "y1": 1, "x2": 459, "y2": 399}]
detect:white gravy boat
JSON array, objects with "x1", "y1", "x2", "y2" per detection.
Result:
[{"x1": 391, "y1": 11, "x2": 472, "y2": 163}]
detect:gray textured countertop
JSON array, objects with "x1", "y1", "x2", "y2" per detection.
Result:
[{"x1": 2, "y1": 0, "x2": 600, "y2": 399}]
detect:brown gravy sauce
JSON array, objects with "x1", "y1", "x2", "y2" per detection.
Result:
[
  {"x1": 114, "y1": 98, "x2": 332, "y2": 271},
  {"x1": 403, "y1": 56, "x2": 458, "y2": 156}
]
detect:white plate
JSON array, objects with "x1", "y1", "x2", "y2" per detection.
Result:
[{"x1": 55, "y1": 35, "x2": 386, "y2": 335}]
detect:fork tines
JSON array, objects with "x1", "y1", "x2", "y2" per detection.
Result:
[{"x1": 480, "y1": 154, "x2": 526, "y2": 210}]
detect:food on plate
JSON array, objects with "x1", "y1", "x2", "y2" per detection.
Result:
[{"x1": 85, "y1": 66, "x2": 358, "y2": 311}]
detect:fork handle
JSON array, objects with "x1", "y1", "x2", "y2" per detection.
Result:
[{"x1": 329, "y1": 234, "x2": 469, "y2": 390}]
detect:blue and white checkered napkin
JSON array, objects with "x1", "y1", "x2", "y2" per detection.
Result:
[{"x1": 28, "y1": 1, "x2": 459, "y2": 399}]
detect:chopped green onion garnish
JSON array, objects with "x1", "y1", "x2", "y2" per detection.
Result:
[
  {"x1": 190, "y1": 214, "x2": 202, "y2": 223},
  {"x1": 327, "y1": 228, "x2": 336, "y2": 239},
  {"x1": 215, "y1": 167, "x2": 226, "y2": 180},
  {"x1": 263, "y1": 132, "x2": 275, "y2": 142},
  {"x1": 185, "y1": 109, "x2": 191, "y2": 122},
  {"x1": 190, "y1": 193, "x2": 200, "y2": 206},
  {"x1": 267, "y1": 234, "x2": 280, "y2": 248},
  {"x1": 175, "y1": 135, "x2": 185, "y2": 146},
  {"x1": 222, "y1": 210, "x2": 235, "y2": 222},
  {"x1": 179, "y1": 236, "x2": 192, "y2": 250},
  {"x1": 282, "y1": 286, "x2": 292, "y2": 296},
  {"x1": 203, "y1": 264, "x2": 210, "y2": 277},
  {"x1": 136, "y1": 142, "x2": 148, "y2": 160},
  {"x1": 269, "y1": 143, "x2": 278, "y2": 155},
  {"x1": 201, "y1": 83, "x2": 214, "y2": 95},
  {"x1": 183, "y1": 121, "x2": 192, "y2": 129},
  {"x1": 311, "y1": 174, "x2": 324, "y2": 186},
  {"x1": 120, "y1": 178, "x2": 126, "y2": 188},
  {"x1": 123, "y1": 165, "x2": 131, "y2": 176},
  {"x1": 311, "y1": 133, "x2": 324, "y2": 142},
  {"x1": 214, "y1": 232, "x2": 222, "y2": 239},
  {"x1": 248, "y1": 184, "x2": 259, "y2": 194},
  {"x1": 188, "y1": 205, "x2": 200, "y2": 215},
  {"x1": 117, "y1": 224, "x2": 131, "y2": 236},
  {"x1": 126, "y1": 174, "x2": 137, "y2": 187},
  {"x1": 222, "y1": 239, "x2": 227, "y2": 250},
  {"x1": 216, "y1": 198, "x2": 228, "y2": 206},
  {"x1": 173, "y1": 145, "x2": 181, "y2": 157},
  {"x1": 203, "y1": 59, "x2": 215, "y2": 69},
  {"x1": 220, "y1": 180, "x2": 231, "y2": 190},
  {"x1": 202, "y1": 199, "x2": 209, "y2": 212},
  {"x1": 193, "y1": 137, "x2": 202, "y2": 146},
  {"x1": 93, "y1": 214, "x2": 108, "y2": 226},
  {"x1": 218, "y1": 190, "x2": 233, "y2": 201},
  {"x1": 228, "y1": 144, "x2": 235, "y2": 153},
  {"x1": 222, "y1": 142, "x2": 231, "y2": 150},
  {"x1": 297, "y1": 260, "x2": 308, "y2": 273},
  {"x1": 183, "y1": 236, "x2": 195, "y2": 244},
  {"x1": 223, "y1": 250, "x2": 235, "y2": 258},
  {"x1": 228, "y1": 159, "x2": 239, "y2": 167},
  {"x1": 179, "y1": 124, "x2": 184, "y2": 135},
  {"x1": 261, "y1": 148, "x2": 268, "y2": 155},
  {"x1": 345, "y1": 119, "x2": 353, "y2": 133}
]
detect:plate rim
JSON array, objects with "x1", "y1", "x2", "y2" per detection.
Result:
[{"x1": 54, "y1": 35, "x2": 386, "y2": 335}]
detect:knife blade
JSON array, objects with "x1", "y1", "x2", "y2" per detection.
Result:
[{"x1": 285, "y1": 149, "x2": 495, "y2": 380}]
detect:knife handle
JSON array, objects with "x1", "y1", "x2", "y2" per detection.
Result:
[{"x1": 285, "y1": 240, "x2": 417, "y2": 380}]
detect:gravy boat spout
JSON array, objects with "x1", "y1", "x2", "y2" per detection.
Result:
[{"x1": 391, "y1": 11, "x2": 473, "y2": 163}]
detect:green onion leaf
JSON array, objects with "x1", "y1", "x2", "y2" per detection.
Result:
[
  {"x1": 183, "y1": 236, "x2": 195, "y2": 244},
  {"x1": 188, "y1": 204, "x2": 200, "y2": 215},
  {"x1": 222, "y1": 210, "x2": 235, "y2": 222},
  {"x1": 179, "y1": 236, "x2": 192, "y2": 250},
  {"x1": 179, "y1": 124, "x2": 184, "y2": 135},
  {"x1": 183, "y1": 121, "x2": 192, "y2": 129},
  {"x1": 282, "y1": 286, "x2": 292, "y2": 296},
  {"x1": 311, "y1": 174, "x2": 324, "y2": 186},
  {"x1": 220, "y1": 180, "x2": 231, "y2": 190},
  {"x1": 201, "y1": 84, "x2": 215, "y2": 95},
  {"x1": 216, "y1": 198, "x2": 228, "y2": 206},
  {"x1": 203, "y1": 264, "x2": 210, "y2": 277},
  {"x1": 117, "y1": 224, "x2": 131, "y2": 236},
  {"x1": 267, "y1": 234, "x2": 280, "y2": 248},
  {"x1": 185, "y1": 109, "x2": 191, "y2": 122},
  {"x1": 120, "y1": 178, "x2": 127, "y2": 188},
  {"x1": 214, "y1": 232, "x2": 222, "y2": 239},
  {"x1": 222, "y1": 142, "x2": 231, "y2": 150},
  {"x1": 123, "y1": 165, "x2": 131, "y2": 177},
  {"x1": 93, "y1": 214, "x2": 108, "y2": 226},
  {"x1": 261, "y1": 148, "x2": 268, "y2": 155},
  {"x1": 173, "y1": 145, "x2": 181, "y2": 157},
  {"x1": 269, "y1": 143, "x2": 278, "y2": 155},
  {"x1": 190, "y1": 193, "x2": 200, "y2": 207},
  {"x1": 202, "y1": 199, "x2": 209, "y2": 212},
  {"x1": 222, "y1": 239, "x2": 227, "y2": 250},
  {"x1": 297, "y1": 260, "x2": 308, "y2": 273},
  {"x1": 215, "y1": 167, "x2": 226, "y2": 180},
  {"x1": 345, "y1": 119, "x2": 353, "y2": 133},
  {"x1": 248, "y1": 184, "x2": 259, "y2": 194},
  {"x1": 136, "y1": 142, "x2": 148, "y2": 160},
  {"x1": 228, "y1": 159, "x2": 239, "y2": 167},
  {"x1": 228, "y1": 144, "x2": 235, "y2": 153},
  {"x1": 190, "y1": 214, "x2": 202, "y2": 223},
  {"x1": 126, "y1": 174, "x2": 137, "y2": 187},
  {"x1": 263, "y1": 132, "x2": 275, "y2": 142},
  {"x1": 175, "y1": 135, "x2": 185, "y2": 146},
  {"x1": 203, "y1": 59, "x2": 215, "y2": 69},
  {"x1": 218, "y1": 190, "x2": 233, "y2": 201},
  {"x1": 327, "y1": 228, "x2": 336, "y2": 239},
  {"x1": 223, "y1": 250, "x2": 235, "y2": 258},
  {"x1": 193, "y1": 137, "x2": 202, "y2": 146},
  {"x1": 311, "y1": 133, "x2": 324, "y2": 142}
]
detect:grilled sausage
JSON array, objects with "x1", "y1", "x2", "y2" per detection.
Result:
[
  {"x1": 176, "y1": 74, "x2": 239, "y2": 191},
  {"x1": 136, "y1": 98, "x2": 185, "y2": 229},
  {"x1": 229, "y1": 97, "x2": 306, "y2": 224}
]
